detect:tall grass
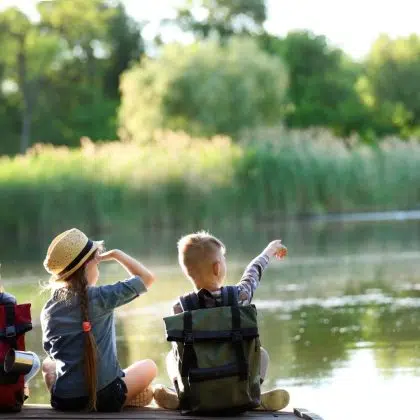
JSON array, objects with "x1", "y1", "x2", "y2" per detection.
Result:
[{"x1": 1, "y1": 130, "x2": 420, "y2": 246}]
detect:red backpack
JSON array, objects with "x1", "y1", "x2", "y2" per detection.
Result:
[{"x1": 0, "y1": 293, "x2": 32, "y2": 412}]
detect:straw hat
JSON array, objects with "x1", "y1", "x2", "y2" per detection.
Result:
[{"x1": 44, "y1": 228, "x2": 102, "y2": 281}]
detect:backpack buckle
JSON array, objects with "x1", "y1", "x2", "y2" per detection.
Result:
[
  {"x1": 184, "y1": 332, "x2": 194, "y2": 344},
  {"x1": 6, "y1": 325, "x2": 16, "y2": 338}
]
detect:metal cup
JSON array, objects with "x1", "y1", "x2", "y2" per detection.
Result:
[{"x1": 4, "y1": 349, "x2": 34, "y2": 375}]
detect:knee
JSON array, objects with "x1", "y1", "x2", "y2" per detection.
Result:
[
  {"x1": 42, "y1": 357, "x2": 55, "y2": 373},
  {"x1": 144, "y1": 359, "x2": 158, "y2": 378}
]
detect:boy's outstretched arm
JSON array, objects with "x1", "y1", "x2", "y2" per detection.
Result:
[{"x1": 236, "y1": 240, "x2": 287, "y2": 305}]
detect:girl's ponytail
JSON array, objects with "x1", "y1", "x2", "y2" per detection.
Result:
[
  {"x1": 79, "y1": 274, "x2": 98, "y2": 411},
  {"x1": 55, "y1": 253, "x2": 99, "y2": 411}
]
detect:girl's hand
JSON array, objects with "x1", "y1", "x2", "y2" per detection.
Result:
[
  {"x1": 263, "y1": 240, "x2": 288, "y2": 260},
  {"x1": 97, "y1": 249, "x2": 119, "y2": 262},
  {"x1": 97, "y1": 250, "x2": 155, "y2": 288}
]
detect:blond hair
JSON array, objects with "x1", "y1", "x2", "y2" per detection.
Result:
[{"x1": 177, "y1": 231, "x2": 225, "y2": 288}]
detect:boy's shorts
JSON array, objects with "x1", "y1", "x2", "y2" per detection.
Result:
[{"x1": 51, "y1": 376, "x2": 127, "y2": 412}]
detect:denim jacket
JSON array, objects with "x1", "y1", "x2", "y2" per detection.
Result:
[{"x1": 41, "y1": 276, "x2": 146, "y2": 398}]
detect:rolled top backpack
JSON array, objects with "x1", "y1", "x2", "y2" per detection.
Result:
[{"x1": 0, "y1": 292, "x2": 32, "y2": 412}]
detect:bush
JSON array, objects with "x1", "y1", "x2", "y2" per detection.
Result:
[{"x1": 118, "y1": 38, "x2": 288, "y2": 142}]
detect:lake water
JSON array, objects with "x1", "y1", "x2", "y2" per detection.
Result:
[{"x1": 1, "y1": 219, "x2": 420, "y2": 420}]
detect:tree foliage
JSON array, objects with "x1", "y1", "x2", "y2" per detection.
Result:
[
  {"x1": 104, "y1": 3, "x2": 144, "y2": 98},
  {"x1": 173, "y1": 0, "x2": 266, "y2": 40},
  {"x1": 2, "y1": 1, "x2": 420, "y2": 156},
  {"x1": 0, "y1": 0, "x2": 144, "y2": 154},
  {"x1": 359, "y1": 34, "x2": 420, "y2": 137},
  {"x1": 0, "y1": 7, "x2": 61, "y2": 153},
  {"x1": 259, "y1": 30, "x2": 373, "y2": 139},
  {"x1": 119, "y1": 38, "x2": 288, "y2": 142}
]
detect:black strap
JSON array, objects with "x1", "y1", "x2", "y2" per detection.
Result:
[
  {"x1": 221, "y1": 286, "x2": 229, "y2": 306},
  {"x1": 179, "y1": 296, "x2": 187, "y2": 312},
  {"x1": 179, "y1": 310, "x2": 198, "y2": 410},
  {"x1": 166, "y1": 327, "x2": 258, "y2": 342},
  {"x1": 179, "y1": 293, "x2": 200, "y2": 312},
  {"x1": 4, "y1": 304, "x2": 17, "y2": 348},
  {"x1": 221, "y1": 286, "x2": 238, "y2": 306},
  {"x1": 181, "y1": 311, "x2": 198, "y2": 377},
  {"x1": 227, "y1": 286, "x2": 238, "y2": 307},
  {"x1": 231, "y1": 305, "x2": 248, "y2": 380},
  {"x1": 182, "y1": 287, "x2": 238, "y2": 310},
  {"x1": 58, "y1": 239, "x2": 93, "y2": 276}
]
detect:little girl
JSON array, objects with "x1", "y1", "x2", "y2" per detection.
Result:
[{"x1": 40, "y1": 228, "x2": 157, "y2": 411}]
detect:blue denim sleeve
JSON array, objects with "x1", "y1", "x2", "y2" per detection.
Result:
[{"x1": 92, "y1": 276, "x2": 147, "y2": 312}]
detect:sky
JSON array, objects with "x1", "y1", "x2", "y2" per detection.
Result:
[{"x1": 1, "y1": 0, "x2": 419, "y2": 59}]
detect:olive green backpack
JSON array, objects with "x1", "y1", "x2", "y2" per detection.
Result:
[{"x1": 163, "y1": 286, "x2": 261, "y2": 414}]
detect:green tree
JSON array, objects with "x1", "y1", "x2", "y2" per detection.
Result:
[
  {"x1": 119, "y1": 38, "x2": 288, "y2": 142},
  {"x1": 172, "y1": 0, "x2": 266, "y2": 40},
  {"x1": 35, "y1": 0, "x2": 144, "y2": 144},
  {"x1": 37, "y1": 0, "x2": 116, "y2": 141},
  {"x1": 0, "y1": 1, "x2": 145, "y2": 154},
  {"x1": 104, "y1": 3, "x2": 145, "y2": 99},
  {"x1": 38, "y1": 0, "x2": 114, "y2": 82},
  {"x1": 358, "y1": 34, "x2": 420, "y2": 137},
  {"x1": 0, "y1": 7, "x2": 60, "y2": 153},
  {"x1": 0, "y1": 61, "x2": 20, "y2": 155},
  {"x1": 260, "y1": 31, "x2": 373, "y2": 141}
]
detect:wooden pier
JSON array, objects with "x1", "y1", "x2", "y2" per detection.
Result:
[{"x1": 2, "y1": 405, "x2": 323, "y2": 420}]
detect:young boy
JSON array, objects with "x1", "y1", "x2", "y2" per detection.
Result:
[{"x1": 154, "y1": 231, "x2": 290, "y2": 411}]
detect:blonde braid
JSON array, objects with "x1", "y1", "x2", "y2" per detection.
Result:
[
  {"x1": 79, "y1": 275, "x2": 98, "y2": 411},
  {"x1": 57, "y1": 254, "x2": 98, "y2": 411}
]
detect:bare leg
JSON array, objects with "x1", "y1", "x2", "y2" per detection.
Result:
[
  {"x1": 258, "y1": 348, "x2": 289, "y2": 411},
  {"x1": 122, "y1": 359, "x2": 157, "y2": 406},
  {"x1": 42, "y1": 357, "x2": 56, "y2": 392},
  {"x1": 166, "y1": 351, "x2": 178, "y2": 385},
  {"x1": 260, "y1": 347, "x2": 269, "y2": 383}
]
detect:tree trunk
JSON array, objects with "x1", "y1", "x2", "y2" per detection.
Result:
[
  {"x1": 17, "y1": 35, "x2": 31, "y2": 154},
  {"x1": 20, "y1": 95, "x2": 31, "y2": 154}
]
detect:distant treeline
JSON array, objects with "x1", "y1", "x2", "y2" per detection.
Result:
[{"x1": 2, "y1": 0, "x2": 420, "y2": 155}]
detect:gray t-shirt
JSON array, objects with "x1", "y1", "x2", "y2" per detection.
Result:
[{"x1": 41, "y1": 276, "x2": 146, "y2": 398}]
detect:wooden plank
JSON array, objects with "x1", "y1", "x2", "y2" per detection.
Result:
[{"x1": 1, "y1": 404, "x2": 323, "y2": 420}]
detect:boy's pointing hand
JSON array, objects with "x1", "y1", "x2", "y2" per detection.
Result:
[{"x1": 264, "y1": 240, "x2": 288, "y2": 260}]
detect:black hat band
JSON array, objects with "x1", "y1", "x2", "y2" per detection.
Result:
[{"x1": 58, "y1": 239, "x2": 94, "y2": 276}]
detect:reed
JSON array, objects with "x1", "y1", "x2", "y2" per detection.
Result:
[{"x1": 1, "y1": 131, "x2": 420, "y2": 246}]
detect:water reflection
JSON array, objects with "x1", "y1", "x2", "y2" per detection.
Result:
[{"x1": 1, "y1": 219, "x2": 420, "y2": 418}]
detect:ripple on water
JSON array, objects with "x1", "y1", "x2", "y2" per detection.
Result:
[{"x1": 253, "y1": 294, "x2": 420, "y2": 311}]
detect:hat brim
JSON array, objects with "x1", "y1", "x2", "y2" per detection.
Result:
[{"x1": 53, "y1": 240, "x2": 103, "y2": 281}]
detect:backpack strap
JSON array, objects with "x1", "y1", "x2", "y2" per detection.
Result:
[
  {"x1": 231, "y1": 304, "x2": 248, "y2": 380},
  {"x1": 180, "y1": 311, "x2": 197, "y2": 375},
  {"x1": 179, "y1": 293, "x2": 200, "y2": 312},
  {"x1": 180, "y1": 310, "x2": 198, "y2": 410},
  {"x1": 221, "y1": 286, "x2": 238, "y2": 307},
  {"x1": 4, "y1": 304, "x2": 17, "y2": 348}
]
